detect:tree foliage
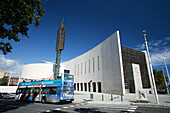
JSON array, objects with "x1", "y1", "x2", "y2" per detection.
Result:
[
  {"x1": 0, "y1": 77, "x2": 8, "y2": 86},
  {"x1": 0, "y1": 0, "x2": 45, "y2": 55},
  {"x1": 153, "y1": 69, "x2": 168, "y2": 91}
]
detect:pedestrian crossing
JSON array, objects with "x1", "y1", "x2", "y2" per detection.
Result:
[
  {"x1": 43, "y1": 104, "x2": 138, "y2": 113},
  {"x1": 126, "y1": 106, "x2": 138, "y2": 112}
]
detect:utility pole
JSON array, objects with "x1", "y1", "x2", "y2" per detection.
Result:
[
  {"x1": 163, "y1": 58, "x2": 170, "y2": 82},
  {"x1": 161, "y1": 67, "x2": 169, "y2": 94},
  {"x1": 55, "y1": 21, "x2": 66, "y2": 78},
  {"x1": 142, "y1": 30, "x2": 160, "y2": 104}
]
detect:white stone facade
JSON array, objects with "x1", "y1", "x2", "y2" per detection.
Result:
[
  {"x1": 20, "y1": 31, "x2": 152, "y2": 95},
  {"x1": 63, "y1": 31, "x2": 125, "y2": 95}
]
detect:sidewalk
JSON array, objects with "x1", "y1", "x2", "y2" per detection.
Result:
[{"x1": 73, "y1": 91, "x2": 170, "y2": 107}]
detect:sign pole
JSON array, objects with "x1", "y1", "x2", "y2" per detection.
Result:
[{"x1": 55, "y1": 21, "x2": 66, "y2": 78}]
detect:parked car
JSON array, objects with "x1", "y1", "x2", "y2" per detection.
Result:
[
  {"x1": 0, "y1": 93, "x2": 3, "y2": 99},
  {"x1": 3, "y1": 93, "x2": 16, "y2": 99},
  {"x1": 0, "y1": 93, "x2": 8, "y2": 99},
  {"x1": 157, "y1": 90, "x2": 168, "y2": 94}
]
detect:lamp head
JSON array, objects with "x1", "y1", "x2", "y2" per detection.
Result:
[{"x1": 143, "y1": 30, "x2": 146, "y2": 35}]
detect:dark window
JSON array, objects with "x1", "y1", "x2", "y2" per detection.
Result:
[
  {"x1": 77, "y1": 83, "x2": 79, "y2": 91},
  {"x1": 88, "y1": 82, "x2": 90, "y2": 92},
  {"x1": 64, "y1": 70, "x2": 70, "y2": 74},
  {"x1": 81, "y1": 83, "x2": 83, "y2": 91},
  {"x1": 84, "y1": 83, "x2": 87, "y2": 91},
  {"x1": 93, "y1": 82, "x2": 96, "y2": 92},
  {"x1": 98, "y1": 82, "x2": 101, "y2": 93}
]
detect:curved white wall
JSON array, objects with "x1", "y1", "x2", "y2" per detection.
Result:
[{"x1": 63, "y1": 31, "x2": 125, "y2": 95}]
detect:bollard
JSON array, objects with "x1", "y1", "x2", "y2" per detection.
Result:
[
  {"x1": 111, "y1": 94, "x2": 113, "y2": 101},
  {"x1": 121, "y1": 94, "x2": 123, "y2": 101},
  {"x1": 102, "y1": 94, "x2": 104, "y2": 101}
]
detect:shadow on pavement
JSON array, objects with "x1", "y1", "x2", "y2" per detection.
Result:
[
  {"x1": 164, "y1": 101, "x2": 170, "y2": 103},
  {"x1": 74, "y1": 108, "x2": 107, "y2": 113},
  {"x1": 0, "y1": 99, "x2": 32, "y2": 112},
  {"x1": 42, "y1": 110, "x2": 69, "y2": 113}
]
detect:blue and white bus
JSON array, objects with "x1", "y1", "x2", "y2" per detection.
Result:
[{"x1": 15, "y1": 73, "x2": 74, "y2": 103}]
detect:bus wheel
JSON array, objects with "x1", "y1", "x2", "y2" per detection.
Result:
[{"x1": 41, "y1": 97, "x2": 46, "y2": 103}]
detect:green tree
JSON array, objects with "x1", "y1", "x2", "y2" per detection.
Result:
[
  {"x1": 0, "y1": 77, "x2": 8, "y2": 86},
  {"x1": 153, "y1": 69, "x2": 167, "y2": 91},
  {"x1": 0, "y1": 0, "x2": 45, "y2": 55}
]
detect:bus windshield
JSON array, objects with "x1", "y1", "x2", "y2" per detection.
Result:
[{"x1": 64, "y1": 74, "x2": 74, "y2": 80}]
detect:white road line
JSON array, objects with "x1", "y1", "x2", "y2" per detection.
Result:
[
  {"x1": 63, "y1": 106, "x2": 69, "y2": 109},
  {"x1": 130, "y1": 107, "x2": 137, "y2": 110},
  {"x1": 127, "y1": 109, "x2": 135, "y2": 112},
  {"x1": 69, "y1": 105, "x2": 75, "y2": 107},
  {"x1": 131, "y1": 106, "x2": 138, "y2": 108},
  {"x1": 45, "y1": 110, "x2": 51, "y2": 112},
  {"x1": 54, "y1": 108, "x2": 61, "y2": 110}
]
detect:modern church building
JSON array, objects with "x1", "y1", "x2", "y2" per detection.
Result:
[{"x1": 20, "y1": 31, "x2": 153, "y2": 95}]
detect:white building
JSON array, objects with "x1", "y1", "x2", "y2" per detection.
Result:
[{"x1": 21, "y1": 31, "x2": 153, "y2": 95}]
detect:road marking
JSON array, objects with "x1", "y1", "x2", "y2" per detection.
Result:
[
  {"x1": 127, "y1": 109, "x2": 135, "y2": 112},
  {"x1": 63, "y1": 106, "x2": 69, "y2": 109},
  {"x1": 130, "y1": 108, "x2": 137, "y2": 110},
  {"x1": 69, "y1": 105, "x2": 75, "y2": 107},
  {"x1": 126, "y1": 106, "x2": 138, "y2": 112},
  {"x1": 45, "y1": 110, "x2": 51, "y2": 112},
  {"x1": 76, "y1": 104, "x2": 80, "y2": 106},
  {"x1": 131, "y1": 106, "x2": 138, "y2": 108},
  {"x1": 54, "y1": 108, "x2": 61, "y2": 110}
]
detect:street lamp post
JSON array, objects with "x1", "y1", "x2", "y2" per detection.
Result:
[
  {"x1": 161, "y1": 57, "x2": 170, "y2": 82},
  {"x1": 142, "y1": 30, "x2": 160, "y2": 104},
  {"x1": 161, "y1": 67, "x2": 169, "y2": 94}
]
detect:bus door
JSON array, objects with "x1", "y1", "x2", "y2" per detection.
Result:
[
  {"x1": 15, "y1": 88, "x2": 25, "y2": 100},
  {"x1": 31, "y1": 87, "x2": 41, "y2": 101}
]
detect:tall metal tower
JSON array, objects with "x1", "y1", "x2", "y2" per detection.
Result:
[{"x1": 54, "y1": 21, "x2": 66, "y2": 78}]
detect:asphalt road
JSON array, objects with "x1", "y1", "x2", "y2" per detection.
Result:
[{"x1": 0, "y1": 99, "x2": 170, "y2": 113}]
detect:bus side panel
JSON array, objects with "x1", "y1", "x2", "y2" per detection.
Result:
[
  {"x1": 62, "y1": 80, "x2": 74, "y2": 100},
  {"x1": 44, "y1": 86, "x2": 61, "y2": 103}
]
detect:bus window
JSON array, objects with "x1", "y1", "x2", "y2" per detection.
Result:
[
  {"x1": 26, "y1": 88, "x2": 31, "y2": 94},
  {"x1": 64, "y1": 74, "x2": 74, "y2": 80},
  {"x1": 16, "y1": 88, "x2": 25, "y2": 94},
  {"x1": 42, "y1": 88, "x2": 49, "y2": 94},
  {"x1": 32, "y1": 88, "x2": 40, "y2": 94},
  {"x1": 49, "y1": 87, "x2": 57, "y2": 94}
]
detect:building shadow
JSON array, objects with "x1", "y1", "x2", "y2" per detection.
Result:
[
  {"x1": 74, "y1": 108, "x2": 107, "y2": 113},
  {"x1": 0, "y1": 99, "x2": 32, "y2": 112},
  {"x1": 164, "y1": 101, "x2": 170, "y2": 103}
]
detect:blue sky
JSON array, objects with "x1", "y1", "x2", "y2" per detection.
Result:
[{"x1": 0, "y1": 0, "x2": 170, "y2": 78}]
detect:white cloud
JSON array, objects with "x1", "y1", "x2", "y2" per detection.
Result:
[
  {"x1": 0, "y1": 54, "x2": 23, "y2": 75},
  {"x1": 134, "y1": 37, "x2": 170, "y2": 66},
  {"x1": 165, "y1": 37, "x2": 170, "y2": 40},
  {"x1": 150, "y1": 48, "x2": 170, "y2": 66}
]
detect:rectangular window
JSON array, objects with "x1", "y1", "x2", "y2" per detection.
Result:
[
  {"x1": 77, "y1": 83, "x2": 79, "y2": 91},
  {"x1": 84, "y1": 83, "x2": 87, "y2": 91},
  {"x1": 81, "y1": 83, "x2": 83, "y2": 91},
  {"x1": 93, "y1": 58, "x2": 95, "y2": 72},
  {"x1": 78, "y1": 64, "x2": 79, "y2": 75},
  {"x1": 75, "y1": 65, "x2": 76, "y2": 76},
  {"x1": 81, "y1": 63, "x2": 83, "y2": 75},
  {"x1": 93, "y1": 82, "x2": 96, "y2": 92},
  {"x1": 89, "y1": 60, "x2": 90, "y2": 73},
  {"x1": 88, "y1": 82, "x2": 90, "y2": 92},
  {"x1": 85, "y1": 61, "x2": 86, "y2": 74},
  {"x1": 98, "y1": 56, "x2": 100, "y2": 71},
  {"x1": 97, "y1": 82, "x2": 102, "y2": 93},
  {"x1": 74, "y1": 83, "x2": 76, "y2": 90}
]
